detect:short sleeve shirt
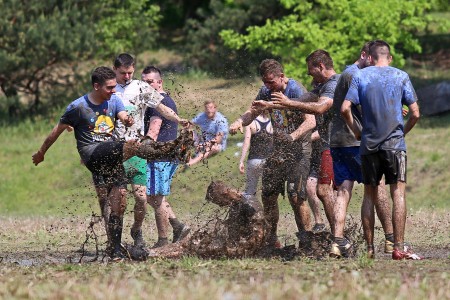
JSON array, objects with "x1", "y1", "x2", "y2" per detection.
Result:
[
  {"x1": 144, "y1": 93, "x2": 178, "y2": 142},
  {"x1": 112, "y1": 80, "x2": 164, "y2": 141},
  {"x1": 345, "y1": 66, "x2": 417, "y2": 155},
  {"x1": 60, "y1": 95, "x2": 125, "y2": 162},
  {"x1": 192, "y1": 111, "x2": 229, "y2": 150}
]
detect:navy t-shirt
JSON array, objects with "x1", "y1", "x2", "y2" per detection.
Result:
[
  {"x1": 144, "y1": 93, "x2": 178, "y2": 142},
  {"x1": 345, "y1": 66, "x2": 417, "y2": 155}
]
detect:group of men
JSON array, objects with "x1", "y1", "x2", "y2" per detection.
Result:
[
  {"x1": 33, "y1": 38, "x2": 422, "y2": 261},
  {"x1": 230, "y1": 40, "x2": 421, "y2": 260}
]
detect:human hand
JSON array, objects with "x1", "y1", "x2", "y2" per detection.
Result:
[
  {"x1": 32, "y1": 150, "x2": 45, "y2": 166},
  {"x1": 124, "y1": 115, "x2": 134, "y2": 127},
  {"x1": 66, "y1": 126, "x2": 73, "y2": 132},
  {"x1": 229, "y1": 119, "x2": 244, "y2": 135},
  {"x1": 402, "y1": 106, "x2": 409, "y2": 117},
  {"x1": 251, "y1": 100, "x2": 271, "y2": 110},
  {"x1": 271, "y1": 92, "x2": 289, "y2": 106},
  {"x1": 179, "y1": 118, "x2": 190, "y2": 127},
  {"x1": 239, "y1": 162, "x2": 245, "y2": 174}
]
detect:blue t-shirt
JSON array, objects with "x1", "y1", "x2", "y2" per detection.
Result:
[
  {"x1": 60, "y1": 95, "x2": 125, "y2": 162},
  {"x1": 192, "y1": 111, "x2": 229, "y2": 150},
  {"x1": 144, "y1": 93, "x2": 178, "y2": 143},
  {"x1": 345, "y1": 66, "x2": 417, "y2": 155}
]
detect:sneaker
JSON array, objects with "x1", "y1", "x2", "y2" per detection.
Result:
[
  {"x1": 151, "y1": 238, "x2": 169, "y2": 249},
  {"x1": 392, "y1": 247, "x2": 423, "y2": 260},
  {"x1": 173, "y1": 224, "x2": 191, "y2": 243},
  {"x1": 384, "y1": 240, "x2": 394, "y2": 253},
  {"x1": 329, "y1": 239, "x2": 352, "y2": 258},
  {"x1": 312, "y1": 223, "x2": 326, "y2": 233},
  {"x1": 130, "y1": 228, "x2": 146, "y2": 248}
]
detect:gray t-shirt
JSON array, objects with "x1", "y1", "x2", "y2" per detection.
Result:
[{"x1": 330, "y1": 65, "x2": 362, "y2": 148}]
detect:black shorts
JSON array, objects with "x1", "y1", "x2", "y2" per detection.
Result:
[
  {"x1": 262, "y1": 147, "x2": 311, "y2": 200},
  {"x1": 85, "y1": 141, "x2": 126, "y2": 187},
  {"x1": 361, "y1": 150, "x2": 407, "y2": 186}
]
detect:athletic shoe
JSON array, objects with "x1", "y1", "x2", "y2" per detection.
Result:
[
  {"x1": 329, "y1": 239, "x2": 352, "y2": 258},
  {"x1": 392, "y1": 247, "x2": 423, "y2": 260},
  {"x1": 151, "y1": 238, "x2": 169, "y2": 249},
  {"x1": 130, "y1": 228, "x2": 146, "y2": 248},
  {"x1": 312, "y1": 223, "x2": 326, "y2": 233},
  {"x1": 173, "y1": 224, "x2": 191, "y2": 243},
  {"x1": 384, "y1": 240, "x2": 394, "y2": 253}
]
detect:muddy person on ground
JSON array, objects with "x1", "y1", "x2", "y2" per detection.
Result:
[
  {"x1": 229, "y1": 59, "x2": 316, "y2": 251},
  {"x1": 32, "y1": 66, "x2": 193, "y2": 261},
  {"x1": 142, "y1": 65, "x2": 190, "y2": 248},
  {"x1": 341, "y1": 40, "x2": 422, "y2": 260}
]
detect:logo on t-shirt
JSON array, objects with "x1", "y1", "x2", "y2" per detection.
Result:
[{"x1": 92, "y1": 115, "x2": 114, "y2": 141}]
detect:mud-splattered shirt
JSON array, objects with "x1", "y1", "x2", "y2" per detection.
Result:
[
  {"x1": 345, "y1": 66, "x2": 417, "y2": 155},
  {"x1": 60, "y1": 95, "x2": 125, "y2": 162}
]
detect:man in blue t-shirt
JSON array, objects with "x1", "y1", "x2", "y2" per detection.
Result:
[
  {"x1": 187, "y1": 100, "x2": 229, "y2": 167},
  {"x1": 32, "y1": 67, "x2": 193, "y2": 261},
  {"x1": 142, "y1": 66, "x2": 190, "y2": 248},
  {"x1": 230, "y1": 59, "x2": 316, "y2": 250},
  {"x1": 342, "y1": 40, "x2": 422, "y2": 260}
]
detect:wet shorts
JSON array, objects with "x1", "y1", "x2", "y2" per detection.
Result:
[
  {"x1": 331, "y1": 146, "x2": 363, "y2": 186},
  {"x1": 309, "y1": 149, "x2": 334, "y2": 185},
  {"x1": 262, "y1": 148, "x2": 310, "y2": 200},
  {"x1": 146, "y1": 161, "x2": 178, "y2": 196},
  {"x1": 361, "y1": 150, "x2": 407, "y2": 186},
  {"x1": 85, "y1": 141, "x2": 126, "y2": 187},
  {"x1": 123, "y1": 156, "x2": 147, "y2": 186}
]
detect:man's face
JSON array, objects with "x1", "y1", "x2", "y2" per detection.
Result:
[
  {"x1": 262, "y1": 73, "x2": 285, "y2": 92},
  {"x1": 360, "y1": 51, "x2": 372, "y2": 68},
  {"x1": 95, "y1": 79, "x2": 117, "y2": 101},
  {"x1": 307, "y1": 62, "x2": 326, "y2": 83},
  {"x1": 142, "y1": 72, "x2": 163, "y2": 92},
  {"x1": 205, "y1": 103, "x2": 217, "y2": 119},
  {"x1": 114, "y1": 65, "x2": 135, "y2": 85}
]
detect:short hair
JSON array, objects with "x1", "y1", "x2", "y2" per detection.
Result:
[
  {"x1": 361, "y1": 41, "x2": 375, "y2": 54},
  {"x1": 114, "y1": 53, "x2": 135, "y2": 68},
  {"x1": 91, "y1": 66, "x2": 116, "y2": 86},
  {"x1": 369, "y1": 40, "x2": 391, "y2": 61},
  {"x1": 204, "y1": 100, "x2": 216, "y2": 107},
  {"x1": 142, "y1": 65, "x2": 162, "y2": 77},
  {"x1": 306, "y1": 49, "x2": 334, "y2": 69},
  {"x1": 259, "y1": 59, "x2": 284, "y2": 77}
]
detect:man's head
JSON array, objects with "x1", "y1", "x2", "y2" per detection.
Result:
[
  {"x1": 306, "y1": 49, "x2": 334, "y2": 84},
  {"x1": 259, "y1": 59, "x2": 287, "y2": 92},
  {"x1": 368, "y1": 40, "x2": 392, "y2": 65},
  {"x1": 113, "y1": 53, "x2": 135, "y2": 85},
  {"x1": 359, "y1": 41, "x2": 375, "y2": 68},
  {"x1": 91, "y1": 66, "x2": 117, "y2": 100},
  {"x1": 204, "y1": 100, "x2": 217, "y2": 119},
  {"x1": 142, "y1": 66, "x2": 163, "y2": 92}
]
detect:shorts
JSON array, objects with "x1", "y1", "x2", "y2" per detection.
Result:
[
  {"x1": 262, "y1": 148, "x2": 310, "y2": 200},
  {"x1": 361, "y1": 150, "x2": 407, "y2": 186},
  {"x1": 123, "y1": 156, "x2": 147, "y2": 186},
  {"x1": 309, "y1": 149, "x2": 334, "y2": 185},
  {"x1": 85, "y1": 141, "x2": 126, "y2": 187},
  {"x1": 146, "y1": 161, "x2": 178, "y2": 196},
  {"x1": 331, "y1": 146, "x2": 363, "y2": 186}
]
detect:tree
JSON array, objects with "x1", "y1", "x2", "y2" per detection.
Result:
[
  {"x1": 0, "y1": 0, "x2": 160, "y2": 115},
  {"x1": 221, "y1": 0, "x2": 447, "y2": 83}
]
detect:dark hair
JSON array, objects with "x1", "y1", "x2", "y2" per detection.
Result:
[
  {"x1": 142, "y1": 65, "x2": 162, "y2": 77},
  {"x1": 91, "y1": 66, "x2": 116, "y2": 86},
  {"x1": 369, "y1": 40, "x2": 391, "y2": 61},
  {"x1": 361, "y1": 41, "x2": 375, "y2": 54},
  {"x1": 114, "y1": 53, "x2": 135, "y2": 68},
  {"x1": 306, "y1": 49, "x2": 334, "y2": 69},
  {"x1": 259, "y1": 59, "x2": 283, "y2": 77}
]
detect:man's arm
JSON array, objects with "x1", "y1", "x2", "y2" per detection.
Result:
[
  {"x1": 146, "y1": 116, "x2": 163, "y2": 141},
  {"x1": 117, "y1": 111, "x2": 134, "y2": 127},
  {"x1": 341, "y1": 100, "x2": 361, "y2": 140},
  {"x1": 229, "y1": 106, "x2": 263, "y2": 135},
  {"x1": 156, "y1": 103, "x2": 188, "y2": 126},
  {"x1": 32, "y1": 122, "x2": 70, "y2": 166},
  {"x1": 271, "y1": 92, "x2": 331, "y2": 115},
  {"x1": 289, "y1": 113, "x2": 316, "y2": 141},
  {"x1": 403, "y1": 102, "x2": 420, "y2": 135}
]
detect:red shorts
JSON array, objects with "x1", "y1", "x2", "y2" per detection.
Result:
[{"x1": 318, "y1": 150, "x2": 334, "y2": 185}]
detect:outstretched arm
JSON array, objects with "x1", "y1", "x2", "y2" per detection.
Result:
[
  {"x1": 32, "y1": 122, "x2": 70, "y2": 166},
  {"x1": 341, "y1": 100, "x2": 361, "y2": 140},
  {"x1": 271, "y1": 92, "x2": 330, "y2": 114},
  {"x1": 156, "y1": 104, "x2": 188, "y2": 126},
  {"x1": 229, "y1": 105, "x2": 263, "y2": 135}
]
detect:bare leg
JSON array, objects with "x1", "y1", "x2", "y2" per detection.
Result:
[
  {"x1": 317, "y1": 183, "x2": 335, "y2": 234},
  {"x1": 333, "y1": 180, "x2": 354, "y2": 238},
  {"x1": 261, "y1": 194, "x2": 279, "y2": 243},
  {"x1": 187, "y1": 144, "x2": 220, "y2": 167},
  {"x1": 148, "y1": 195, "x2": 170, "y2": 239},
  {"x1": 390, "y1": 181, "x2": 407, "y2": 249},
  {"x1": 306, "y1": 177, "x2": 323, "y2": 225},
  {"x1": 131, "y1": 184, "x2": 147, "y2": 232},
  {"x1": 95, "y1": 186, "x2": 111, "y2": 240},
  {"x1": 362, "y1": 184, "x2": 377, "y2": 247},
  {"x1": 288, "y1": 194, "x2": 312, "y2": 232},
  {"x1": 374, "y1": 181, "x2": 393, "y2": 235}
]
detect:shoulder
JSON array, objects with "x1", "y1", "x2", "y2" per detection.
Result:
[
  {"x1": 66, "y1": 95, "x2": 86, "y2": 111},
  {"x1": 287, "y1": 78, "x2": 307, "y2": 93}
]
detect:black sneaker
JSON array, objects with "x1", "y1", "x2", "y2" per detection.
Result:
[
  {"x1": 329, "y1": 238, "x2": 352, "y2": 258},
  {"x1": 130, "y1": 228, "x2": 146, "y2": 248},
  {"x1": 110, "y1": 249, "x2": 126, "y2": 262},
  {"x1": 172, "y1": 224, "x2": 191, "y2": 243},
  {"x1": 312, "y1": 223, "x2": 326, "y2": 233}
]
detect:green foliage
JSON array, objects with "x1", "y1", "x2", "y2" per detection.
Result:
[{"x1": 221, "y1": 0, "x2": 448, "y2": 82}]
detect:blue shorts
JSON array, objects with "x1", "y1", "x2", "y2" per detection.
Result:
[
  {"x1": 146, "y1": 161, "x2": 178, "y2": 196},
  {"x1": 330, "y1": 147, "x2": 363, "y2": 186}
]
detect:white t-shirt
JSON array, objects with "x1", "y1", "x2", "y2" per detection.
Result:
[{"x1": 112, "y1": 80, "x2": 164, "y2": 140}]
